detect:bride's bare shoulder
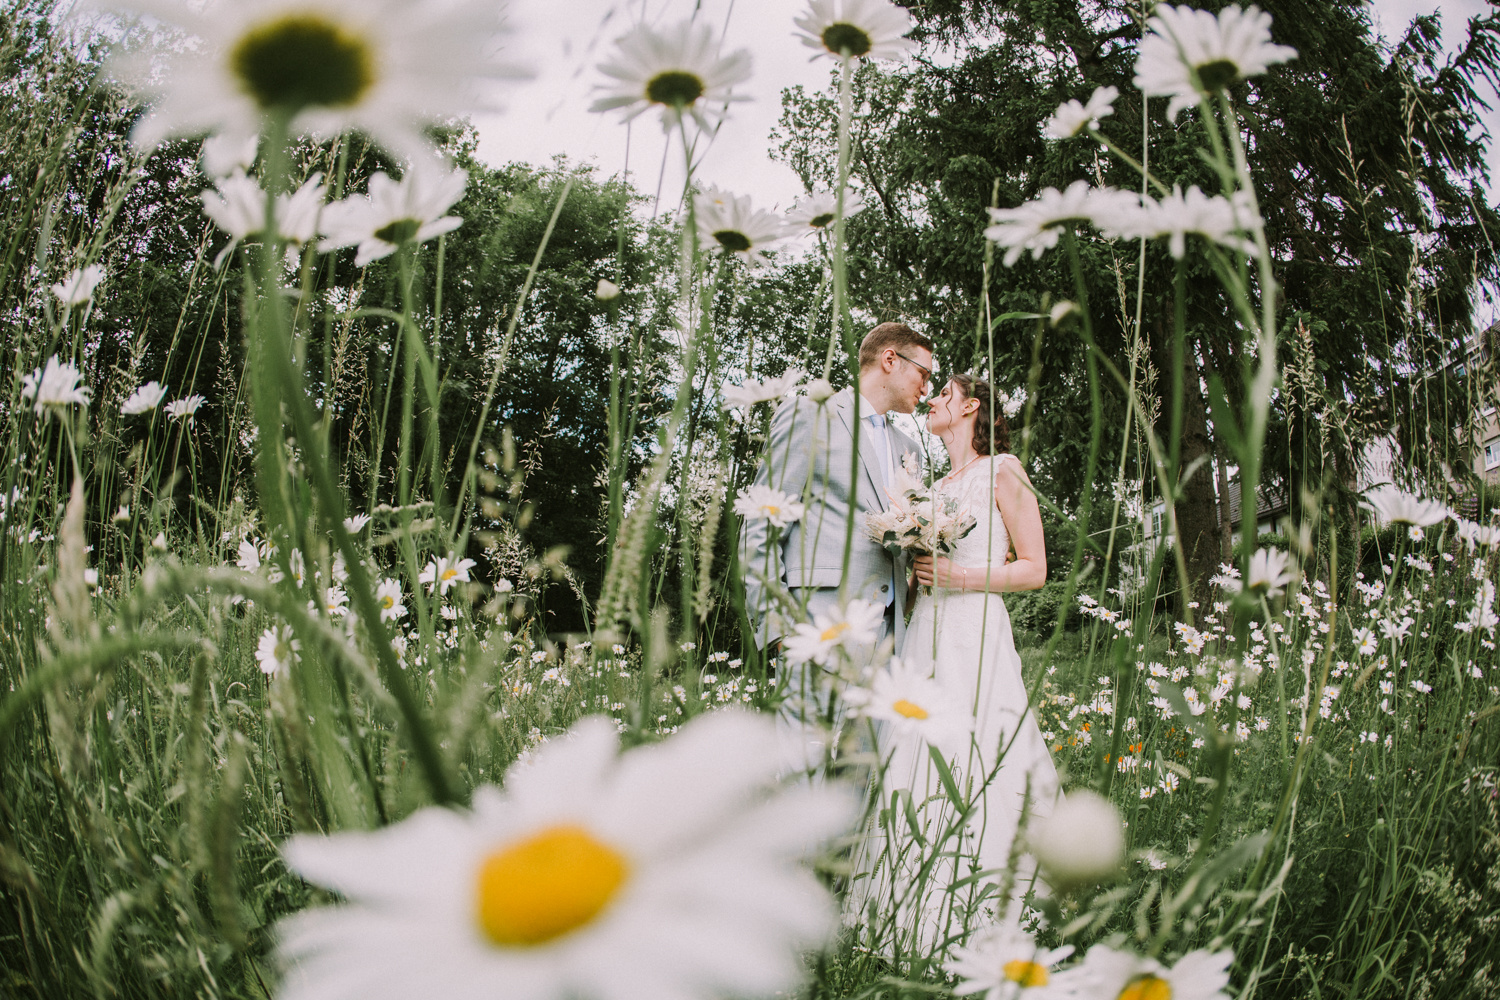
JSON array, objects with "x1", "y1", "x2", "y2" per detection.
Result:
[{"x1": 991, "y1": 453, "x2": 1034, "y2": 491}]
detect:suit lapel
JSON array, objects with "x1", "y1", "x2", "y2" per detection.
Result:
[{"x1": 833, "y1": 388, "x2": 889, "y2": 512}]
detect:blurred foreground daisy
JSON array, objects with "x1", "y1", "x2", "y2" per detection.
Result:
[
  {"x1": 1069, "y1": 945, "x2": 1234, "y2": 1000},
  {"x1": 94, "y1": 0, "x2": 531, "y2": 161},
  {"x1": 1135, "y1": 4, "x2": 1296, "y2": 120},
  {"x1": 793, "y1": 0, "x2": 915, "y2": 62},
  {"x1": 276, "y1": 712, "x2": 855, "y2": 1000},
  {"x1": 781, "y1": 599, "x2": 884, "y2": 667},
  {"x1": 694, "y1": 187, "x2": 788, "y2": 266},
  {"x1": 786, "y1": 188, "x2": 865, "y2": 232},
  {"x1": 51, "y1": 265, "x2": 106, "y2": 306},
  {"x1": 1361, "y1": 486, "x2": 1449, "y2": 534},
  {"x1": 733, "y1": 485, "x2": 805, "y2": 528},
  {"x1": 1025, "y1": 789, "x2": 1124, "y2": 888},
  {"x1": 201, "y1": 172, "x2": 326, "y2": 265},
  {"x1": 591, "y1": 19, "x2": 751, "y2": 132},
  {"x1": 1043, "y1": 86, "x2": 1118, "y2": 139},
  {"x1": 984, "y1": 182, "x2": 1134, "y2": 267},
  {"x1": 120, "y1": 380, "x2": 168, "y2": 415},
  {"x1": 320, "y1": 164, "x2": 467, "y2": 266},
  {"x1": 722, "y1": 369, "x2": 805, "y2": 410},
  {"x1": 946, "y1": 924, "x2": 1076, "y2": 1000}
]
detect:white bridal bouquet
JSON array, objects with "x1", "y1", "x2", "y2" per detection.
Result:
[{"x1": 863, "y1": 455, "x2": 977, "y2": 559}]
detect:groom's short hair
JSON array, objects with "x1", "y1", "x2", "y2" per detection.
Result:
[{"x1": 858, "y1": 322, "x2": 934, "y2": 371}]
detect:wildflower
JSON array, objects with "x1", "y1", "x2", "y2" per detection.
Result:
[
  {"x1": 1027, "y1": 789, "x2": 1125, "y2": 887},
  {"x1": 1242, "y1": 547, "x2": 1295, "y2": 598},
  {"x1": 1160, "y1": 772, "x2": 1180, "y2": 794},
  {"x1": 201, "y1": 171, "x2": 325, "y2": 261},
  {"x1": 120, "y1": 381, "x2": 169, "y2": 415},
  {"x1": 1120, "y1": 185, "x2": 1261, "y2": 259},
  {"x1": 591, "y1": 19, "x2": 752, "y2": 132},
  {"x1": 694, "y1": 186, "x2": 787, "y2": 266},
  {"x1": 1073, "y1": 945, "x2": 1233, "y2": 1000},
  {"x1": 1141, "y1": 849, "x2": 1169, "y2": 871},
  {"x1": 985, "y1": 181, "x2": 1133, "y2": 267},
  {"x1": 733, "y1": 485, "x2": 805, "y2": 528},
  {"x1": 320, "y1": 163, "x2": 467, "y2": 267},
  {"x1": 1411, "y1": 679, "x2": 1432, "y2": 694},
  {"x1": 594, "y1": 279, "x2": 621, "y2": 301},
  {"x1": 946, "y1": 924, "x2": 1075, "y2": 1000},
  {"x1": 256, "y1": 624, "x2": 299, "y2": 678},
  {"x1": 806, "y1": 378, "x2": 836, "y2": 403},
  {"x1": 201, "y1": 133, "x2": 258, "y2": 177},
  {"x1": 275, "y1": 712, "x2": 854, "y2": 1000},
  {"x1": 1135, "y1": 4, "x2": 1297, "y2": 120},
  {"x1": 495, "y1": 578, "x2": 515, "y2": 594},
  {"x1": 20, "y1": 356, "x2": 91, "y2": 414},
  {"x1": 1361, "y1": 486, "x2": 1448, "y2": 528},
  {"x1": 844, "y1": 657, "x2": 974, "y2": 754},
  {"x1": 793, "y1": 0, "x2": 915, "y2": 61},
  {"x1": 343, "y1": 513, "x2": 371, "y2": 533},
  {"x1": 322, "y1": 586, "x2": 348, "y2": 617},
  {"x1": 99, "y1": 0, "x2": 530, "y2": 163},
  {"x1": 786, "y1": 188, "x2": 865, "y2": 231},
  {"x1": 723, "y1": 369, "x2": 805, "y2": 410},
  {"x1": 781, "y1": 598, "x2": 884, "y2": 666},
  {"x1": 376, "y1": 579, "x2": 406, "y2": 621},
  {"x1": 165, "y1": 395, "x2": 206, "y2": 420},
  {"x1": 1043, "y1": 85, "x2": 1118, "y2": 138},
  {"x1": 419, "y1": 552, "x2": 476, "y2": 594},
  {"x1": 50, "y1": 265, "x2": 106, "y2": 306},
  {"x1": 1452, "y1": 516, "x2": 1500, "y2": 551}
]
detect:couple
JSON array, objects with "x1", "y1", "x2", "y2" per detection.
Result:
[{"x1": 738, "y1": 322, "x2": 1060, "y2": 947}]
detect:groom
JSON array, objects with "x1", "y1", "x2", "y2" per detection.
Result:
[{"x1": 739, "y1": 321, "x2": 935, "y2": 659}]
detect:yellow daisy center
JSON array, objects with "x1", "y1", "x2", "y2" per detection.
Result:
[
  {"x1": 475, "y1": 825, "x2": 629, "y2": 947},
  {"x1": 892, "y1": 698, "x2": 928, "y2": 720},
  {"x1": 819, "y1": 621, "x2": 850, "y2": 642},
  {"x1": 380, "y1": 594, "x2": 395, "y2": 609},
  {"x1": 645, "y1": 70, "x2": 705, "y2": 107},
  {"x1": 765, "y1": 504, "x2": 782, "y2": 516},
  {"x1": 1118, "y1": 974, "x2": 1172, "y2": 1000},
  {"x1": 822, "y1": 22, "x2": 873, "y2": 57},
  {"x1": 231, "y1": 15, "x2": 375, "y2": 113},
  {"x1": 1004, "y1": 959, "x2": 1050, "y2": 987},
  {"x1": 441, "y1": 567, "x2": 460, "y2": 582}
]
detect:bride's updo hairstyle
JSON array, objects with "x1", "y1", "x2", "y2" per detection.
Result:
[{"x1": 950, "y1": 374, "x2": 1011, "y2": 456}]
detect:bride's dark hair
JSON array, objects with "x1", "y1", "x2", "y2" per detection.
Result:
[{"x1": 950, "y1": 374, "x2": 1011, "y2": 456}]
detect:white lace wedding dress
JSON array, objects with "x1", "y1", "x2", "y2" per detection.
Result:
[{"x1": 852, "y1": 454, "x2": 1060, "y2": 956}]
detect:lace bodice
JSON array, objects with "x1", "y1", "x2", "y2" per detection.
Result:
[{"x1": 939, "y1": 454, "x2": 1015, "y2": 575}]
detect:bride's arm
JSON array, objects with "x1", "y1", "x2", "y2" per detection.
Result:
[{"x1": 912, "y1": 456, "x2": 1047, "y2": 592}]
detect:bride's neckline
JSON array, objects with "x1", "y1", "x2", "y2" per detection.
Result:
[{"x1": 941, "y1": 453, "x2": 989, "y2": 483}]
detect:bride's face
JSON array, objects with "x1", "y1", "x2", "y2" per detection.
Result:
[{"x1": 925, "y1": 380, "x2": 974, "y2": 435}]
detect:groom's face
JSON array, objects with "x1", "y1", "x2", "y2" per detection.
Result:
[{"x1": 887, "y1": 346, "x2": 934, "y2": 414}]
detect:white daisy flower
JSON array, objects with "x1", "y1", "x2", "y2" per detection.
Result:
[
  {"x1": 1135, "y1": 4, "x2": 1297, "y2": 120},
  {"x1": 722, "y1": 369, "x2": 805, "y2": 410},
  {"x1": 376, "y1": 578, "x2": 407, "y2": 622},
  {"x1": 419, "y1": 552, "x2": 477, "y2": 594},
  {"x1": 1043, "y1": 85, "x2": 1119, "y2": 139},
  {"x1": 594, "y1": 278, "x2": 621, "y2": 301},
  {"x1": 1451, "y1": 515, "x2": 1500, "y2": 551},
  {"x1": 98, "y1": 0, "x2": 531, "y2": 163},
  {"x1": 201, "y1": 171, "x2": 326, "y2": 261},
  {"x1": 165, "y1": 394, "x2": 206, "y2": 420},
  {"x1": 201, "y1": 133, "x2": 259, "y2": 178},
  {"x1": 1242, "y1": 547, "x2": 1294, "y2": 598},
  {"x1": 322, "y1": 585, "x2": 349, "y2": 617},
  {"x1": 843, "y1": 657, "x2": 973, "y2": 754},
  {"x1": 319, "y1": 163, "x2": 466, "y2": 267},
  {"x1": 343, "y1": 513, "x2": 371, "y2": 533},
  {"x1": 256, "y1": 624, "x2": 300, "y2": 678},
  {"x1": 1118, "y1": 185, "x2": 1261, "y2": 259},
  {"x1": 786, "y1": 188, "x2": 866, "y2": 232},
  {"x1": 591, "y1": 19, "x2": 752, "y2": 133},
  {"x1": 732, "y1": 485, "x2": 805, "y2": 528},
  {"x1": 1361, "y1": 486, "x2": 1449, "y2": 527},
  {"x1": 984, "y1": 182, "x2": 1136, "y2": 267},
  {"x1": 1026, "y1": 789, "x2": 1124, "y2": 887},
  {"x1": 805, "y1": 378, "x2": 836, "y2": 403},
  {"x1": 120, "y1": 380, "x2": 169, "y2": 415},
  {"x1": 1070, "y1": 945, "x2": 1234, "y2": 1000},
  {"x1": 50, "y1": 264, "x2": 106, "y2": 306},
  {"x1": 275, "y1": 712, "x2": 855, "y2": 1000},
  {"x1": 20, "y1": 356, "x2": 91, "y2": 413},
  {"x1": 694, "y1": 186, "x2": 788, "y2": 266},
  {"x1": 793, "y1": 0, "x2": 916, "y2": 62},
  {"x1": 780, "y1": 598, "x2": 884, "y2": 667},
  {"x1": 946, "y1": 924, "x2": 1075, "y2": 1000},
  {"x1": 237, "y1": 538, "x2": 263, "y2": 573}
]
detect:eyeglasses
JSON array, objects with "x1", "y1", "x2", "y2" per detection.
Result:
[{"x1": 893, "y1": 351, "x2": 935, "y2": 384}]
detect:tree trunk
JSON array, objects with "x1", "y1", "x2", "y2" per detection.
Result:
[{"x1": 1153, "y1": 330, "x2": 1225, "y2": 613}]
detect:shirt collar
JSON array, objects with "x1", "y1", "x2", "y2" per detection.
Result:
[{"x1": 858, "y1": 393, "x2": 887, "y2": 421}]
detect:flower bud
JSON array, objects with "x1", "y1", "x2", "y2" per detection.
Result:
[
  {"x1": 806, "y1": 378, "x2": 835, "y2": 403},
  {"x1": 1028, "y1": 789, "x2": 1124, "y2": 887},
  {"x1": 595, "y1": 279, "x2": 621, "y2": 301}
]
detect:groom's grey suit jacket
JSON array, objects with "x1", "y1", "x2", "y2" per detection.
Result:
[{"x1": 739, "y1": 386, "x2": 919, "y2": 648}]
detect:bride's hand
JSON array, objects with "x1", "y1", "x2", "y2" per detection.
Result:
[{"x1": 913, "y1": 554, "x2": 965, "y2": 590}]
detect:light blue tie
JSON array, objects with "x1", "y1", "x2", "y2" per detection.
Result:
[{"x1": 867, "y1": 413, "x2": 889, "y2": 488}]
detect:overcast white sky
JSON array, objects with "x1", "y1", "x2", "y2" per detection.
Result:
[{"x1": 475, "y1": 0, "x2": 1499, "y2": 214}]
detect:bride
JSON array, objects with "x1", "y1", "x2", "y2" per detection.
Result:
[{"x1": 852, "y1": 374, "x2": 1060, "y2": 955}]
